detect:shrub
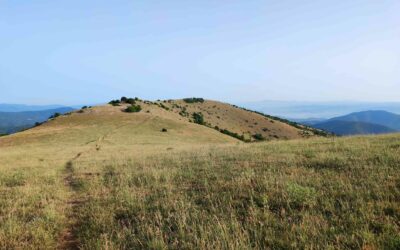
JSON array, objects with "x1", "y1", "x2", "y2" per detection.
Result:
[
  {"x1": 126, "y1": 98, "x2": 136, "y2": 105},
  {"x1": 192, "y1": 112, "x2": 204, "y2": 125},
  {"x1": 183, "y1": 97, "x2": 205, "y2": 103},
  {"x1": 125, "y1": 105, "x2": 142, "y2": 113},
  {"x1": 109, "y1": 100, "x2": 121, "y2": 106},
  {"x1": 120, "y1": 96, "x2": 128, "y2": 102},
  {"x1": 252, "y1": 133, "x2": 265, "y2": 141},
  {"x1": 49, "y1": 112, "x2": 61, "y2": 119},
  {"x1": 161, "y1": 128, "x2": 168, "y2": 132},
  {"x1": 81, "y1": 106, "x2": 88, "y2": 109},
  {"x1": 219, "y1": 128, "x2": 245, "y2": 141}
]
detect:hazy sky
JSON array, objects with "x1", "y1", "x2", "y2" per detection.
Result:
[{"x1": 1, "y1": 1, "x2": 399, "y2": 105}]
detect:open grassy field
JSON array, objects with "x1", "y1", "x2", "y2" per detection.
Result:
[{"x1": 0, "y1": 102, "x2": 399, "y2": 249}]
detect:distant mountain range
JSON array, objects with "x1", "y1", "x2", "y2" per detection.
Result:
[
  {"x1": 302, "y1": 110, "x2": 400, "y2": 136},
  {"x1": 239, "y1": 100, "x2": 400, "y2": 119},
  {"x1": 0, "y1": 107, "x2": 74, "y2": 134},
  {"x1": 328, "y1": 110, "x2": 400, "y2": 131},
  {"x1": 313, "y1": 120, "x2": 397, "y2": 136}
]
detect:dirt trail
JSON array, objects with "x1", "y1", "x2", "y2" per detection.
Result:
[
  {"x1": 58, "y1": 160, "x2": 82, "y2": 250},
  {"x1": 57, "y1": 118, "x2": 153, "y2": 249}
]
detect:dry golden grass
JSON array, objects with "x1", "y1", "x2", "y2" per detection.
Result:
[{"x1": 0, "y1": 103, "x2": 399, "y2": 249}]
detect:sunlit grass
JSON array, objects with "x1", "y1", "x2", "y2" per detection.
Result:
[{"x1": 0, "y1": 117, "x2": 399, "y2": 249}]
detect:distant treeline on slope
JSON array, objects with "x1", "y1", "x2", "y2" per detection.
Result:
[{"x1": 0, "y1": 107, "x2": 74, "y2": 134}]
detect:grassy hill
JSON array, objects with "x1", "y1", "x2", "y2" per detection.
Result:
[
  {"x1": 152, "y1": 98, "x2": 324, "y2": 140},
  {"x1": 0, "y1": 99, "x2": 398, "y2": 249},
  {"x1": 314, "y1": 120, "x2": 397, "y2": 136},
  {"x1": 1, "y1": 98, "x2": 319, "y2": 147}
]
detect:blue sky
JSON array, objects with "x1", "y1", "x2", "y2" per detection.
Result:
[{"x1": 0, "y1": 0, "x2": 399, "y2": 105}]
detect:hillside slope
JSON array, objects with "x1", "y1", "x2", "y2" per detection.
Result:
[
  {"x1": 313, "y1": 120, "x2": 397, "y2": 136},
  {"x1": 153, "y1": 99, "x2": 322, "y2": 141},
  {"x1": 0, "y1": 102, "x2": 237, "y2": 150}
]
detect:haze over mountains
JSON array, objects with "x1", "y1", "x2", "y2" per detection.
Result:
[
  {"x1": 240, "y1": 100, "x2": 400, "y2": 119},
  {"x1": 2, "y1": 100, "x2": 400, "y2": 137},
  {"x1": 0, "y1": 107, "x2": 74, "y2": 134},
  {"x1": 0, "y1": 104, "x2": 69, "y2": 112},
  {"x1": 308, "y1": 110, "x2": 400, "y2": 136}
]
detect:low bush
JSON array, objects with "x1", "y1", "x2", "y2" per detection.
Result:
[
  {"x1": 161, "y1": 128, "x2": 168, "y2": 132},
  {"x1": 252, "y1": 133, "x2": 265, "y2": 141},
  {"x1": 192, "y1": 112, "x2": 205, "y2": 125},
  {"x1": 125, "y1": 105, "x2": 142, "y2": 113}
]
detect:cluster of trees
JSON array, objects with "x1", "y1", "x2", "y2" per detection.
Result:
[
  {"x1": 183, "y1": 98, "x2": 205, "y2": 103},
  {"x1": 109, "y1": 100, "x2": 121, "y2": 106},
  {"x1": 109, "y1": 97, "x2": 140, "y2": 106},
  {"x1": 108, "y1": 97, "x2": 142, "y2": 113},
  {"x1": 121, "y1": 96, "x2": 139, "y2": 104}
]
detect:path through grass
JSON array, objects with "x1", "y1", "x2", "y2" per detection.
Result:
[{"x1": 1, "y1": 134, "x2": 399, "y2": 249}]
